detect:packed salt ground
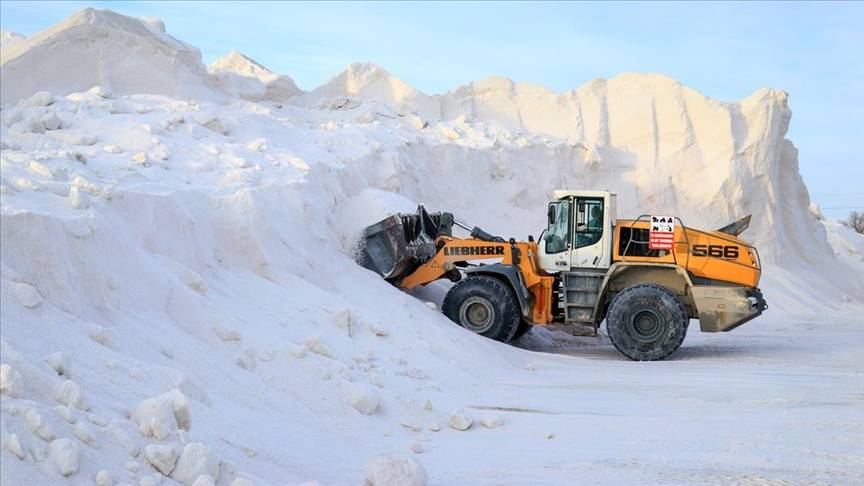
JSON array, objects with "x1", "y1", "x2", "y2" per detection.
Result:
[{"x1": 1, "y1": 8, "x2": 863, "y2": 486}]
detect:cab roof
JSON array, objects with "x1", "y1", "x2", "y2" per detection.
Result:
[{"x1": 553, "y1": 189, "x2": 616, "y2": 199}]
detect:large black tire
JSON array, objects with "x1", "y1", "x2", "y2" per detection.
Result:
[
  {"x1": 442, "y1": 275, "x2": 521, "y2": 343},
  {"x1": 606, "y1": 283, "x2": 688, "y2": 361}
]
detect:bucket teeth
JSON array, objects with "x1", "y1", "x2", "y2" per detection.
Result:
[{"x1": 356, "y1": 205, "x2": 453, "y2": 285}]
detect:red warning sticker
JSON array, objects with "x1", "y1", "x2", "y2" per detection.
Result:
[{"x1": 649, "y1": 215, "x2": 675, "y2": 250}]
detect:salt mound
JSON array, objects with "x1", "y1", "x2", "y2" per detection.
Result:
[
  {"x1": 208, "y1": 50, "x2": 302, "y2": 102},
  {"x1": 306, "y1": 62, "x2": 440, "y2": 117},
  {"x1": 328, "y1": 71, "x2": 832, "y2": 265},
  {"x1": 0, "y1": 8, "x2": 223, "y2": 104}
]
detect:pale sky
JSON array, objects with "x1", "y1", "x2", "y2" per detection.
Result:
[{"x1": 2, "y1": 1, "x2": 862, "y2": 217}]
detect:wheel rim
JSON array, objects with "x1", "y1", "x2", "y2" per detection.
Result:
[
  {"x1": 459, "y1": 297, "x2": 495, "y2": 333},
  {"x1": 628, "y1": 310, "x2": 666, "y2": 342}
]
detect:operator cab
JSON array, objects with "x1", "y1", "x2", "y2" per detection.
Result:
[{"x1": 538, "y1": 190, "x2": 617, "y2": 273}]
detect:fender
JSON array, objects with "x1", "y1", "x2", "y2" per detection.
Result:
[{"x1": 464, "y1": 264, "x2": 532, "y2": 319}]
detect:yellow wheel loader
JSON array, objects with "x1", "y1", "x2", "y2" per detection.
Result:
[{"x1": 357, "y1": 190, "x2": 766, "y2": 361}]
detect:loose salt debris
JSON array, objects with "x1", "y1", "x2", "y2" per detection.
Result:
[
  {"x1": 49, "y1": 438, "x2": 80, "y2": 477},
  {"x1": 428, "y1": 422, "x2": 440, "y2": 432},
  {"x1": 345, "y1": 382, "x2": 379, "y2": 415},
  {"x1": 231, "y1": 478, "x2": 254, "y2": 486},
  {"x1": 423, "y1": 400, "x2": 433, "y2": 411},
  {"x1": 364, "y1": 454, "x2": 427, "y2": 486},
  {"x1": 103, "y1": 144, "x2": 124, "y2": 154},
  {"x1": 545, "y1": 432, "x2": 555, "y2": 440},
  {"x1": 448, "y1": 409, "x2": 474, "y2": 431}
]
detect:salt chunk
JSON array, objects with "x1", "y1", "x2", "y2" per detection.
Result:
[
  {"x1": 0, "y1": 363, "x2": 23, "y2": 396},
  {"x1": 448, "y1": 409, "x2": 473, "y2": 431},
  {"x1": 171, "y1": 443, "x2": 220, "y2": 485},
  {"x1": 7, "y1": 433, "x2": 25, "y2": 459},
  {"x1": 95, "y1": 470, "x2": 114, "y2": 486},
  {"x1": 191, "y1": 475, "x2": 215, "y2": 486},
  {"x1": 145, "y1": 443, "x2": 179, "y2": 475},
  {"x1": 304, "y1": 337, "x2": 333, "y2": 358},
  {"x1": 368, "y1": 322, "x2": 388, "y2": 337},
  {"x1": 73, "y1": 422, "x2": 95, "y2": 446},
  {"x1": 481, "y1": 414, "x2": 503, "y2": 429},
  {"x1": 345, "y1": 382, "x2": 379, "y2": 415},
  {"x1": 54, "y1": 405, "x2": 75, "y2": 423},
  {"x1": 55, "y1": 379, "x2": 88, "y2": 410},
  {"x1": 20, "y1": 91, "x2": 55, "y2": 108},
  {"x1": 428, "y1": 422, "x2": 440, "y2": 432},
  {"x1": 25, "y1": 409, "x2": 55, "y2": 441},
  {"x1": 231, "y1": 478, "x2": 254, "y2": 486},
  {"x1": 41, "y1": 112, "x2": 63, "y2": 130},
  {"x1": 408, "y1": 442, "x2": 423, "y2": 454},
  {"x1": 132, "y1": 389, "x2": 191, "y2": 440},
  {"x1": 364, "y1": 454, "x2": 427, "y2": 486},
  {"x1": 45, "y1": 352, "x2": 69, "y2": 375},
  {"x1": 49, "y1": 438, "x2": 80, "y2": 477},
  {"x1": 88, "y1": 86, "x2": 113, "y2": 98},
  {"x1": 103, "y1": 144, "x2": 124, "y2": 154},
  {"x1": 69, "y1": 186, "x2": 90, "y2": 209},
  {"x1": 12, "y1": 282, "x2": 42, "y2": 308}
]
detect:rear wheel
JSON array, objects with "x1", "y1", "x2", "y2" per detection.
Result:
[
  {"x1": 442, "y1": 275, "x2": 521, "y2": 343},
  {"x1": 512, "y1": 320, "x2": 533, "y2": 340},
  {"x1": 606, "y1": 284, "x2": 688, "y2": 361}
]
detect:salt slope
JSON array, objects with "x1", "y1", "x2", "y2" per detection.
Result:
[
  {"x1": 315, "y1": 65, "x2": 831, "y2": 267},
  {"x1": 0, "y1": 29, "x2": 25, "y2": 47},
  {"x1": 0, "y1": 88, "x2": 602, "y2": 484},
  {"x1": 0, "y1": 8, "x2": 224, "y2": 104},
  {"x1": 208, "y1": 51, "x2": 302, "y2": 103}
]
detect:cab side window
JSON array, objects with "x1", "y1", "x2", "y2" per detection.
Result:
[{"x1": 575, "y1": 198, "x2": 603, "y2": 248}]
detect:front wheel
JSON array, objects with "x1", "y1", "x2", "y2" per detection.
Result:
[
  {"x1": 442, "y1": 275, "x2": 521, "y2": 343},
  {"x1": 606, "y1": 284, "x2": 688, "y2": 361}
]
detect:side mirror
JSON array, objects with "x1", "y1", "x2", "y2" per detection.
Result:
[{"x1": 547, "y1": 204, "x2": 556, "y2": 226}]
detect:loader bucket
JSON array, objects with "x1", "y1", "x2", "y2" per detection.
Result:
[{"x1": 357, "y1": 205, "x2": 453, "y2": 284}]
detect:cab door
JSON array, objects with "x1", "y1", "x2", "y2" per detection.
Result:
[
  {"x1": 538, "y1": 198, "x2": 572, "y2": 272},
  {"x1": 570, "y1": 197, "x2": 608, "y2": 269}
]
